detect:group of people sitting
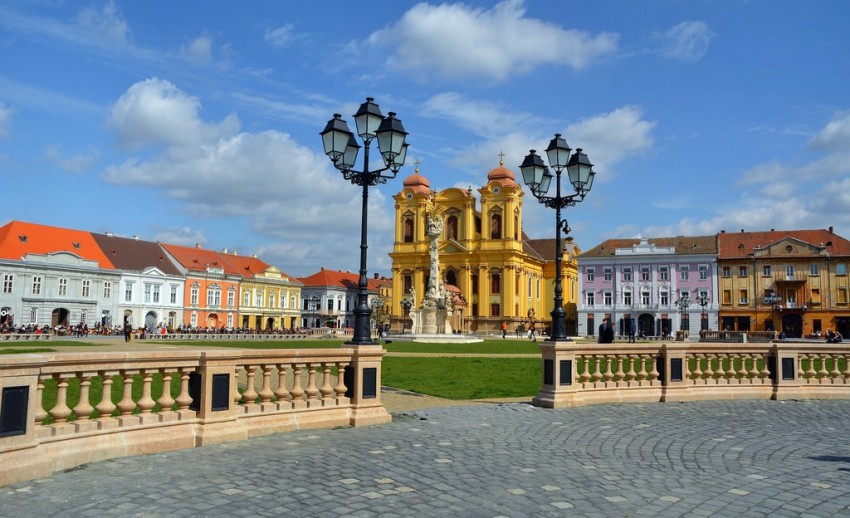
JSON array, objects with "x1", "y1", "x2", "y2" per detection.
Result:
[{"x1": 825, "y1": 329, "x2": 844, "y2": 343}]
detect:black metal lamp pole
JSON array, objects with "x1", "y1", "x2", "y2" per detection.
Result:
[
  {"x1": 321, "y1": 98, "x2": 409, "y2": 345},
  {"x1": 676, "y1": 293, "x2": 691, "y2": 331},
  {"x1": 520, "y1": 135, "x2": 595, "y2": 341},
  {"x1": 697, "y1": 293, "x2": 709, "y2": 330},
  {"x1": 764, "y1": 293, "x2": 781, "y2": 332}
]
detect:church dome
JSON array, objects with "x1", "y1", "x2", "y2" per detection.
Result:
[
  {"x1": 486, "y1": 158, "x2": 517, "y2": 188},
  {"x1": 402, "y1": 169, "x2": 431, "y2": 195}
]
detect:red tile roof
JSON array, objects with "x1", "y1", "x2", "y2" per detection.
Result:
[
  {"x1": 220, "y1": 253, "x2": 272, "y2": 279},
  {"x1": 161, "y1": 243, "x2": 242, "y2": 275},
  {"x1": 581, "y1": 236, "x2": 717, "y2": 257},
  {"x1": 717, "y1": 228, "x2": 850, "y2": 259},
  {"x1": 0, "y1": 220, "x2": 115, "y2": 268},
  {"x1": 298, "y1": 268, "x2": 384, "y2": 291}
]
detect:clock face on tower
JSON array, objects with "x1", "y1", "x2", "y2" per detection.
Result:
[
  {"x1": 492, "y1": 186, "x2": 501, "y2": 194},
  {"x1": 405, "y1": 192, "x2": 413, "y2": 200}
]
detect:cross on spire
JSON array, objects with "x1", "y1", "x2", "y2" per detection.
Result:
[{"x1": 498, "y1": 151, "x2": 505, "y2": 166}]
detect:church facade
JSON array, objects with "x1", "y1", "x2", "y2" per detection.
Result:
[{"x1": 388, "y1": 161, "x2": 580, "y2": 334}]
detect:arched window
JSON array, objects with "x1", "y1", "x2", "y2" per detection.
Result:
[
  {"x1": 514, "y1": 214, "x2": 519, "y2": 240},
  {"x1": 491, "y1": 213, "x2": 502, "y2": 239},
  {"x1": 403, "y1": 218, "x2": 414, "y2": 242},
  {"x1": 446, "y1": 269, "x2": 458, "y2": 287},
  {"x1": 446, "y1": 215, "x2": 458, "y2": 240}
]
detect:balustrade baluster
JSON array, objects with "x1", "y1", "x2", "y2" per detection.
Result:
[
  {"x1": 258, "y1": 365, "x2": 274, "y2": 403},
  {"x1": 320, "y1": 363, "x2": 334, "y2": 402},
  {"x1": 233, "y1": 366, "x2": 243, "y2": 406},
  {"x1": 843, "y1": 354, "x2": 850, "y2": 380},
  {"x1": 335, "y1": 363, "x2": 348, "y2": 398},
  {"x1": 649, "y1": 355, "x2": 659, "y2": 381},
  {"x1": 736, "y1": 354, "x2": 748, "y2": 380},
  {"x1": 157, "y1": 370, "x2": 176, "y2": 413},
  {"x1": 798, "y1": 355, "x2": 806, "y2": 380},
  {"x1": 175, "y1": 368, "x2": 193, "y2": 411},
  {"x1": 625, "y1": 355, "x2": 636, "y2": 381},
  {"x1": 589, "y1": 356, "x2": 601, "y2": 383},
  {"x1": 578, "y1": 356, "x2": 591, "y2": 383},
  {"x1": 804, "y1": 354, "x2": 817, "y2": 379},
  {"x1": 305, "y1": 364, "x2": 320, "y2": 402},
  {"x1": 290, "y1": 365, "x2": 305, "y2": 401},
  {"x1": 691, "y1": 354, "x2": 703, "y2": 381},
  {"x1": 759, "y1": 353, "x2": 770, "y2": 379},
  {"x1": 274, "y1": 364, "x2": 291, "y2": 402},
  {"x1": 602, "y1": 356, "x2": 614, "y2": 382},
  {"x1": 636, "y1": 355, "x2": 648, "y2": 381},
  {"x1": 137, "y1": 370, "x2": 156, "y2": 414},
  {"x1": 829, "y1": 354, "x2": 841, "y2": 379},
  {"x1": 117, "y1": 371, "x2": 137, "y2": 416},
  {"x1": 73, "y1": 373, "x2": 95, "y2": 421},
  {"x1": 715, "y1": 354, "x2": 727, "y2": 381},
  {"x1": 817, "y1": 355, "x2": 829, "y2": 379},
  {"x1": 49, "y1": 374, "x2": 73, "y2": 423},
  {"x1": 703, "y1": 355, "x2": 715, "y2": 381},
  {"x1": 96, "y1": 372, "x2": 117, "y2": 418},
  {"x1": 35, "y1": 375, "x2": 48, "y2": 424},
  {"x1": 614, "y1": 355, "x2": 625, "y2": 382},
  {"x1": 242, "y1": 366, "x2": 259, "y2": 405}
]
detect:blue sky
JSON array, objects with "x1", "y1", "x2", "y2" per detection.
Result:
[{"x1": 1, "y1": 0, "x2": 848, "y2": 277}]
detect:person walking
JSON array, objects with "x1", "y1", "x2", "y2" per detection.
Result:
[
  {"x1": 501, "y1": 321, "x2": 508, "y2": 339},
  {"x1": 528, "y1": 321, "x2": 537, "y2": 342},
  {"x1": 598, "y1": 317, "x2": 615, "y2": 344},
  {"x1": 628, "y1": 319, "x2": 636, "y2": 343}
]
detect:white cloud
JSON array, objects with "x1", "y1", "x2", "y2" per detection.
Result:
[
  {"x1": 420, "y1": 92, "x2": 547, "y2": 138},
  {"x1": 152, "y1": 227, "x2": 208, "y2": 247},
  {"x1": 366, "y1": 0, "x2": 618, "y2": 82},
  {"x1": 265, "y1": 24, "x2": 295, "y2": 48},
  {"x1": 181, "y1": 34, "x2": 214, "y2": 63},
  {"x1": 563, "y1": 106, "x2": 656, "y2": 171},
  {"x1": 102, "y1": 79, "x2": 397, "y2": 276},
  {"x1": 75, "y1": 1, "x2": 129, "y2": 45},
  {"x1": 659, "y1": 21, "x2": 715, "y2": 62},
  {"x1": 0, "y1": 103, "x2": 10, "y2": 138},
  {"x1": 43, "y1": 146, "x2": 100, "y2": 173},
  {"x1": 808, "y1": 110, "x2": 850, "y2": 151},
  {"x1": 108, "y1": 78, "x2": 239, "y2": 149}
]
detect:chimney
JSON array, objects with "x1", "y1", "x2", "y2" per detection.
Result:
[
  {"x1": 133, "y1": 235, "x2": 139, "y2": 240},
  {"x1": 720, "y1": 230, "x2": 725, "y2": 234},
  {"x1": 105, "y1": 232, "x2": 113, "y2": 237},
  {"x1": 195, "y1": 243, "x2": 202, "y2": 249},
  {"x1": 374, "y1": 273, "x2": 379, "y2": 279},
  {"x1": 829, "y1": 226, "x2": 834, "y2": 233},
  {"x1": 222, "y1": 248, "x2": 228, "y2": 254}
]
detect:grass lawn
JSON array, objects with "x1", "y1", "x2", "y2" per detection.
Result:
[{"x1": 382, "y1": 356, "x2": 540, "y2": 399}]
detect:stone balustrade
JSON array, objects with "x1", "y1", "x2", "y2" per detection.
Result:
[
  {"x1": 533, "y1": 341, "x2": 850, "y2": 408},
  {"x1": 146, "y1": 332, "x2": 312, "y2": 341},
  {"x1": 0, "y1": 346, "x2": 389, "y2": 486}
]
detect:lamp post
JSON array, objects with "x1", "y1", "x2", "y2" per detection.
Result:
[
  {"x1": 520, "y1": 135, "x2": 595, "y2": 341},
  {"x1": 370, "y1": 297, "x2": 384, "y2": 335},
  {"x1": 308, "y1": 296, "x2": 319, "y2": 329},
  {"x1": 676, "y1": 293, "x2": 691, "y2": 332},
  {"x1": 400, "y1": 297, "x2": 412, "y2": 334},
  {"x1": 764, "y1": 293, "x2": 782, "y2": 333},
  {"x1": 697, "y1": 293, "x2": 709, "y2": 331},
  {"x1": 321, "y1": 98, "x2": 409, "y2": 345}
]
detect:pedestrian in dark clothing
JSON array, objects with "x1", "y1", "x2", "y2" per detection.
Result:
[
  {"x1": 628, "y1": 319, "x2": 636, "y2": 343},
  {"x1": 598, "y1": 318, "x2": 615, "y2": 344}
]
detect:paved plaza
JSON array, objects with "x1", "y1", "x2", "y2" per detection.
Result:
[{"x1": 2, "y1": 399, "x2": 849, "y2": 517}]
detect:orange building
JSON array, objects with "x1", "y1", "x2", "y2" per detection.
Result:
[{"x1": 161, "y1": 243, "x2": 241, "y2": 330}]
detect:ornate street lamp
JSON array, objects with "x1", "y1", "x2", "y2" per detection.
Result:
[
  {"x1": 764, "y1": 293, "x2": 782, "y2": 333},
  {"x1": 520, "y1": 135, "x2": 595, "y2": 341},
  {"x1": 370, "y1": 297, "x2": 384, "y2": 332},
  {"x1": 321, "y1": 98, "x2": 409, "y2": 345},
  {"x1": 676, "y1": 293, "x2": 691, "y2": 332},
  {"x1": 697, "y1": 293, "x2": 709, "y2": 331},
  {"x1": 400, "y1": 297, "x2": 413, "y2": 334}
]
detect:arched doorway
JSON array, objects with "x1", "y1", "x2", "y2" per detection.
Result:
[
  {"x1": 206, "y1": 313, "x2": 219, "y2": 329},
  {"x1": 266, "y1": 317, "x2": 275, "y2": 330},
  {"x1": 781, "y1": 313, "x2": 803, "y2": 338},
  {"x1": 123, "y1": 310, "x2": 134, "y2": 327},
  {"x1": 51, "y1": 308, "x2": 70, "y2": 327},
  {"x1": 638, "y1": 314, "x2": 655, "y2": 337},
  {"x1": 0, "y1": 306, "x2": 12, "y2": 327}
]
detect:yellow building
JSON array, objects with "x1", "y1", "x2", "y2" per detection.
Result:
[
  {"x1": 717, "y1": 228, "x2": 850, "y2": 338},
  {"x1": 388, "y1": 161, "x2": 580, "y2": 334},
  {"x1": 226, "y1": 252, "x2": 303, "y2": 331}
]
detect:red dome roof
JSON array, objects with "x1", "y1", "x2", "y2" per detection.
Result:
[
  {"x1": 486, "y1": 162, "x2": 517, "y2": 187},
  {"x1": 402, "y1": 171, "x2": 431, "y2": 195}
]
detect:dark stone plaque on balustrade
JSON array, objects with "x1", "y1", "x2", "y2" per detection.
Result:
[
  {"x1": 0, "y1": 386, "x2": 28, "y2": 437},
  {"x1": 670, "y1": 358, "x2": 683, "y2": 382},
  {"x1": 543, "y1": 359, "x2": 554, "y2": 385},
  {"x1": 211, "y1": 374, "x2": 230, "y2": 411},
  {"x1": 560, "y1": 359, "x2": 572, "y2": 386},
  {"x1": 362, "y1": 368, "x2": 377, "y2": 399}
]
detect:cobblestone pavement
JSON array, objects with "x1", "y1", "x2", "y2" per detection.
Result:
[{"x1": 3, "y1": 400, "x2": 850, "y2": 517}]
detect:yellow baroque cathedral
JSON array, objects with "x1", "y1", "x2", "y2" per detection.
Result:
[{"x1": 389, "y1": 160, "x2": 581, "y2": 335}]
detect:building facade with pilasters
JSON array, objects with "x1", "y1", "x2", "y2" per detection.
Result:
[
  {"x1": 388, "y1": 162, "x2": 579, "y2": 334},
  {"x1": 578, "y1": 236, "x2": 718, "y2": 338}
]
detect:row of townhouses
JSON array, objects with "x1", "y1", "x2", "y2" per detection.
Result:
[
  {"x1": 0, "y1": 221, "x2": 385, "y2": 333},
  {"x1": 578, "y1": 228, "x2": 850, "y2": 339}
]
